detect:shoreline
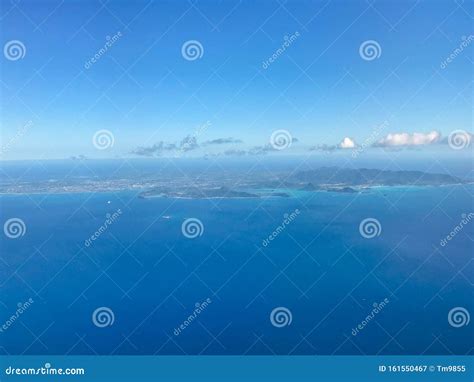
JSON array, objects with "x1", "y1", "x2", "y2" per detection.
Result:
[{"x1": 0, "y1": 182, "x2": 470, "y2": 198}]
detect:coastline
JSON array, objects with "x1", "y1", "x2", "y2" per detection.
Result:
[{"x1": 0, "y1": 182, "x2": 471, "y2": 198}]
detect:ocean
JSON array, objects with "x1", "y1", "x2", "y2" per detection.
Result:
[{"x1": 0, "y1": 160, "x2": 472, "y2": 355}]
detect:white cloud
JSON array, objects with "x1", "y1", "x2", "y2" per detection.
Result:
[
  {"x1": 339, "y1": 137, "x2": 356, "y2": 149},
  {"x1": 375, "y1": 131, "x2": 441, "y2": 147}
]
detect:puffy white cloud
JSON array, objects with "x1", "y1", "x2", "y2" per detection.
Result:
[
  {"x1": 339, "y1": 137, "x2": 356, "y2": 149},
  {"x1": 375, "y1": 131, "x2": 441, "y2": 147},
  {"x1": 309, "y1": 137, "x2": 356, "y2": 152}
]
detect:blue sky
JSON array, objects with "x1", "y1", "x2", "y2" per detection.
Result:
[{"x1": 1, "y1": 0, "x2": 472, "y2": 160}]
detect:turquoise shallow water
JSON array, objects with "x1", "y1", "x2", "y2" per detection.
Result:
[{"x1": 0, "y1": 183, "x2": 473, "y2": 355}]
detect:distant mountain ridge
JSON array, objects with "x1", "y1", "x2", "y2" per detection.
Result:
[{"x1": 291, "y1": 167, "x2": 463, "y2": 187}]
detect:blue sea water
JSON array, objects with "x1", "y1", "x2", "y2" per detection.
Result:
[{"x1": 0, "y1": 161, "x2": 473, "y2": 355}]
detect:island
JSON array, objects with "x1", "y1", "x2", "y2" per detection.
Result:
[{"x1": 0, "y1": 166, "x2": 466, "y2": 199}]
